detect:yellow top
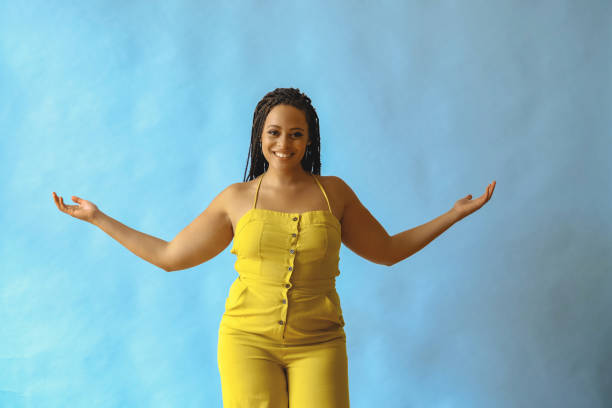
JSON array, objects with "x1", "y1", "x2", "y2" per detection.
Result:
[{"x1": 220, "y1": 171, "x2": 345, "y2": 345}]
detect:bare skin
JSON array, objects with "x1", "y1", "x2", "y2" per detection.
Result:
[{"x1": 52, "y1": 103, "x2": 496, "y2": 271}]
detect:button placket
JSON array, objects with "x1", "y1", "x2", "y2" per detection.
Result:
[
  {"x1": 280, "y1": 279, "x2": 291, "y2": 328},
  {"x1": 286, "y1": 214, "x2": 299, "y2": 280},
  {"x1": 280, "y1": 214, "x2": 299, "y2": 336}
]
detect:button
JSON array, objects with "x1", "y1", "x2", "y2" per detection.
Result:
[
  {"x1": 292, "y1": 233, "x2": 297, "y2": 237},
  {"x1": 288, "y1": 266, "x2": 292, "y2": 271},
  {"x1": 278, "y1": 320, "x2": 284, "y2": 325},
  {"x1": 290, "y1": 249, "x2": 295, "y2": 254},
  {"x1": 285, "y1": 283, "x2": 291, "y2": 288},
  {"x1": 292, "y1": 217, "x2": 297, "y2": 221},
  {"x1": 281, "y1": 299, "x2": 286, "y2": 304}
]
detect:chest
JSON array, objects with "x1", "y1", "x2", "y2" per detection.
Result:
[
  {"x1": 231, "y1": 210, "x2": 342, "y2": 264},
  {"x1": 229, "y1": 177, "x2": 345, "y2": 234}
]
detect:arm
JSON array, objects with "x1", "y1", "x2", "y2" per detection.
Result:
[
  {"x1": 92, "y1": 211, "x2": 171, "y2": 271},
  {"x1": 89, "y1": 183, "x2": 234, "y2": 272},
  {"x1": 53, "y1": 192, "x2": 171, "y2": 272},
  {"x1": 163, "y1": 184, "x2": 235, "y2": 272},
  {"x1": 336, "y1": 177, "x2": 392, "y2": 266},
  {"x1": 386, "y1": 209, "x2": 459, "y2": 266},
  {"x1": 337, "y1": 177, "x2": 495, "y2": 267},
  {"x1": 53, "y1": 184, "x2": 235, "y2": 272},
  {"x1": 387, "y1": 180, "x2": 496, "y2": 266},
  {"x1": 339, "y1": 178, "x2": 456, "y2": 266}
]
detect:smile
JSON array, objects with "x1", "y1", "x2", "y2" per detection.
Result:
[{"x1": 274, "y1": 152, "x2": 293, "y2": 158}]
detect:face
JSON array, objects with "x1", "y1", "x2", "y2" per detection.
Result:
[{"x1": 261, "y1": 104, "x2": 311, "y2": 169}]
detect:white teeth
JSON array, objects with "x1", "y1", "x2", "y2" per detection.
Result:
[{"x1": 274, "y1": 152, "x2": 292, "y2": 158}]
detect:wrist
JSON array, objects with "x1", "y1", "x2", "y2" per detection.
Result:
[
  {"x1": 449, "y1": 208, "x2": 462, "y2": 224},
  {"x1": 90, "y1": 209, "x2": 105, "y2": 226}
]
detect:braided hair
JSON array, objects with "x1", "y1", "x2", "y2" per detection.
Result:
[{"x1": 242, "y1": 88, "x2": 321, "y2": 182}]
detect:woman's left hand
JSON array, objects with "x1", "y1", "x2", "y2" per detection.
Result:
[{"x1": 451, "y1": 180, "x2": 496, "y2": 222}]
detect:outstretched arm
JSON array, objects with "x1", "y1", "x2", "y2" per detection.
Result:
[
  {"x1": 387, "y1": 180, "x2": 496, "y2": 266},
  {"x1": 337, "y1": 178, "x2": 495, "y2": 267},
  {"x1": 52, "y1": 192, "x2": 171, "y2": 271},
  {"x1": 386, "y1": 208, "x2": 458, "y2": 266},
  {"x1": 52, "y1": 182, "x2": 236, "y2": 272}
]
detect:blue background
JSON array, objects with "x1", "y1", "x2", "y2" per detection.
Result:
[{"x1": 2, "y1": 1, "x2": 611, "y2": 407}]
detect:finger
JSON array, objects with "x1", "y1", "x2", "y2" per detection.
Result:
[
  {"x1": 480, "y1": 188, "x2": 489, "y2": 203},
  {"x1": 60, "y1": 196, "x2": 71, "y2": 212},
  {"x1": 53, "y1": 192, "x2": 61, "y2": 209},
  {"x1": 56, "y1": 195, "x2": 64, "y2": 211}
]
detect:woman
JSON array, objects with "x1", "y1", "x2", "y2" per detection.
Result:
[{"x1": 52, "y1": 87, "x2": 496, "y2": 407}]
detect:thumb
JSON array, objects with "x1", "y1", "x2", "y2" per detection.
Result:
[{"x1": 72, "y1": 196, "x2": 81, "y2": 203}]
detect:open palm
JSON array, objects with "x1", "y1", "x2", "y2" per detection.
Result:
[
  {"x1": 452, "y1": 180, "x2": 496, "y2": 221},
  {"x1": 52, "y1": 192, "x2": 100, "y2": 223}
]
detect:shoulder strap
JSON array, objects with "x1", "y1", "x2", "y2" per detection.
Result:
[
  {"x1": 253, "y1": 173, "x2": 264, "y2": 209},
  {"x1": 312, "y1": 174, "x2": 332, "y2": 212}
]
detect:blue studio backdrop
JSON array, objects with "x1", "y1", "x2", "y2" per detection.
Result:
[{"x1": 1, "y1": 1, "x2": 610, "y2": 407}]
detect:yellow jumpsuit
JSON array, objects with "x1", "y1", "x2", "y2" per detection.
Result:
[{"x1": 217, "y1": 171, "x2": 350, "y2": 407}]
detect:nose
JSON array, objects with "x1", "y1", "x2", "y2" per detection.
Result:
[{"x1": 276, "y1": 133, "x2": 292, "y2": 146}]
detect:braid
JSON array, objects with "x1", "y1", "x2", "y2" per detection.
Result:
[{"x1": 242, "y1": 88, "x2": 321, "y2": 182}]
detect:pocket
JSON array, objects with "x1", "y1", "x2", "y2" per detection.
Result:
[
  {"x1": 225, "y1": 278, "x2": 248, "y2": 312},
  {"x1": 324, "y1": 291, "x2": 345, "y2": 327}
]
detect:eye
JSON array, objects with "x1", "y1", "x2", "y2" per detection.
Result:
[{"x1": 267, "y1": 130, "x2": 303, "y2": 137}]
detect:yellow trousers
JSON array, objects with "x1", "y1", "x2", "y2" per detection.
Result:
[{"x1": 217, "y1": 328, "x2": 350, "y2": 407}]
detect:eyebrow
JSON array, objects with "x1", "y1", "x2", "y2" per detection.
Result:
[{"x1": 267, "y1": 125, "x2": 305, "y2": 130}]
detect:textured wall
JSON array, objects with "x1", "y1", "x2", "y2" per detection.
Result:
[{"x1": 1, "y1": 1, "x2": 610, "y2": 407}]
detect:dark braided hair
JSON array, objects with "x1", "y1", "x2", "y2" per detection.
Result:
[{"x1": 242, "y1": 88, "x2": 321, "y2": 182}]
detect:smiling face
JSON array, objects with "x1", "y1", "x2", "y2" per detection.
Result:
[{"x1": 261, "y1": 104, "x2": 311, "y2": 170}]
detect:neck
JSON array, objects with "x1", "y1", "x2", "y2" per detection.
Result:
[{"x1": 263, "y1": 166, "x2": 312, "y2": 188}]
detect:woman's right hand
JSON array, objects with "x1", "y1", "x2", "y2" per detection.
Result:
[{"x1": 52, "y1": 192, "x2": 101, "y2": 224}]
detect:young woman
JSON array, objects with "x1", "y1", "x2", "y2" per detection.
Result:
[{"x1": 52, "y1": 87, "x2": 496, "y2": 407}]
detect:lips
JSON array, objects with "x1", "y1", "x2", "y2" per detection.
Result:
[{"x1": 273, "y1": 151, "x2": 293, "y2": 158}]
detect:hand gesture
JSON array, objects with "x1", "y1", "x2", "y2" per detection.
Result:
[
  {"x1": 52, "y1": 192, "x2": 100, "y2": 224},
  {"x1": 452, "y1": 181, "x2": 496, "y2": 222}
]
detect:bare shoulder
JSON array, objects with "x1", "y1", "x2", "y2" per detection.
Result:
[
  {"x1": 223, "y1": 177, "x2": 261, "y2": 232},
  {"x1": 317, "y1": 175, "x2": 353, "y2": 221},
  {"x1": 226, "y1": 176, "x2": 260, "y2": 203},
  {"x1": 321, "y1": 175, "x2": 352, "y2": 199},
  {"x1": 222, "y1": 177, "x2": 258, "y2": 199}
]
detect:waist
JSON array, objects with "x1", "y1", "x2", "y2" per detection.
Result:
[{"x1": 238, "y1": 273, "x2": 337, "y2": 292}]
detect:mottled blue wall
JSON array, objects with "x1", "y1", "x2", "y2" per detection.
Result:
[{"x1": 1, "y1": 1, "x2": 610, "y2": 407}]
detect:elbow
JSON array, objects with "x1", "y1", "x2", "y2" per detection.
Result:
[
  {"x1": 163, "y1": 260, "x2": 185, "y2": 272},
  {"x1": 384, "y1": 235, "x2": 395, "y2": 267},
  {"x1": 160, "y1": 256, "x2": 174, "y2": 272},
  {"x1": 161, "y1": 254, "x2": 175, "y2": 272},
  {"x1": 163, "y1": 261, "x2": 194, "y2": 272},
  {"x1": 161, "y1": 243, "x2": 176, "y2": 272}
]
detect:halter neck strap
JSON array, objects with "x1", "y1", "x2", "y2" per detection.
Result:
[{"x1": 252, "y1": 172, "x2": 332, "y2": 212}]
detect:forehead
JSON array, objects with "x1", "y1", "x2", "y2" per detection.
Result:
[{"x1": 264, "y1": 104, "x2": 307, "y2": 127}]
